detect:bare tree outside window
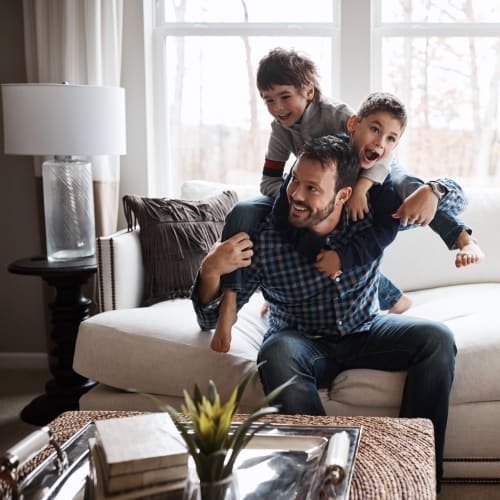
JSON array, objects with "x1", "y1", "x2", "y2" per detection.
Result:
[
  {"x1": 379, "y1": 0, "x2": 500, "y2": 186},
  {"x1": 158, "y1": 0, "x2": 499, "y2": 193}
]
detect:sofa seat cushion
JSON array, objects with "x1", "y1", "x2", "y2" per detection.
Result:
[
  {"x1": 75, "y1": 282, "x2": 500, "y2": 411},
  {"x1": 330, "y1": 282, "x2": 500, "y2": 409},
  {"x1": 74, "y1": 293, "x2": 268, "y2": 407}
]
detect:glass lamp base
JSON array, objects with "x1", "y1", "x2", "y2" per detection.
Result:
[{"x1": 42, "y1": 157, "x2": 96, "y2": 262}]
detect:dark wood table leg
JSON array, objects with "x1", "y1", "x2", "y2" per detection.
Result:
[{"x1": 9, "y1": 257, "x2": 98, "y2": 425}]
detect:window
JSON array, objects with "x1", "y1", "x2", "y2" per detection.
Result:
[
  {"x1": 152, "y1": 1, "x2": 500, "y2": 195},
  {"x1": 153, "y1": 0, "x2": 340, "y2": 194},
  {"x1": 372, "y1": 0, "x2": 500, "y2": 186}
]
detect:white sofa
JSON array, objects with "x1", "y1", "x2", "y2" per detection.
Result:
[{"x1": 74, "y1": 181, "x2": 500, "y2": 482}]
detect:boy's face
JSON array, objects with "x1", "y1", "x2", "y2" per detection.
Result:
[
  {"x1": 348, "y1": 111, "x2": 404, "y2": 169},
  {"x1": 261, "y1": 84, "x2": 314, "y2": 128}
]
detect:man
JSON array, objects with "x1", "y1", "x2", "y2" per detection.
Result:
[{"x1": 192, "y1": 135, "x2": 456, "y2": 487}]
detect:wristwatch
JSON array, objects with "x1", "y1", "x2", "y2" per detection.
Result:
[{"x1": 426, "y1": 181, "x2": 447, "y2": 200}]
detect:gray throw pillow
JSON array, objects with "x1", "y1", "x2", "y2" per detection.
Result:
[{"x1": 123, "y1": 191, "x2": 238, "y2": 306}]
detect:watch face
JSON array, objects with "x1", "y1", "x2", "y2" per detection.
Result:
[{"x1": 436, "y1": 183, "x2": 446, "y2": 196}]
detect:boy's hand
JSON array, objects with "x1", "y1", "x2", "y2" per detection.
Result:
[
  {"x1": 347, "y1": 178, "x2": 373, "y2": 221},
  {"x1": 201, "y1": 232, "x2": 253, "y2": 278},
  {"x1": 392, "y1": 185, "x2": 438, "y2": 226},
  {"x1": 315, "y1": 249, "x2": 342, "y2": 279}
]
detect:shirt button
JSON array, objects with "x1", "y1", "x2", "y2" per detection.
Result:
[
  {"x1": 337, "y1": 320, "x2": 343, "y2": 326},
  {"x1": 335, "y1": 276, "x2": 341, "y2": 282}
]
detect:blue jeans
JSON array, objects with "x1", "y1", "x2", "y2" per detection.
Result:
[
  {"x1": 257, "y1": 314, "x2": 456, "y2": 483},
  {"x1": 220, "y1": 196, "x2": 274, "y2": 290}
]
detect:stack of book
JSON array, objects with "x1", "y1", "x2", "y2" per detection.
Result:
[{"x1": 86, "y1": 413, "x2": 189, "y2": 500}]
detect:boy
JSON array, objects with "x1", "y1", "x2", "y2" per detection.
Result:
[
  {"x1": 273, "y1": 92, "x2": 484, "y2": 287},
  {"x1": 211, "y1": 49, "x2": 483, "y2": 353}
]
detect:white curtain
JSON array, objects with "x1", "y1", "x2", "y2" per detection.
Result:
[{"x1": 22, "y1": 0, "x2": 124, "y2": 236}]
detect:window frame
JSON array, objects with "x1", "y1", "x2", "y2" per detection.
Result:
[{"x1": 152, "y1": 0, "x2": 342, "y2": 196}]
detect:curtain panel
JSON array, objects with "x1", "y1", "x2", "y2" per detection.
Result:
[{"x1": 22, "y1": 0, "x2": 124, "y2": 236}]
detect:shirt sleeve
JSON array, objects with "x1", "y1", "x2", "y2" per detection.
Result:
[
  {"x1": 260, "y1": 121, "x2": 293, "y2": 196},
  {"x1": 327, "y1": 175, "x2": 401, "y2": 270},
  {"x1": 359, "y1": 161, "x2": 391, "y2": 184}
]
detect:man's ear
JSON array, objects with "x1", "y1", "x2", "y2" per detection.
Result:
[
  {"x1": 347, "y1": 114, "x2": 358, "y2": 134},
  {"x1": 336, "y1": 186, "x2": 352, "y2": 205}
]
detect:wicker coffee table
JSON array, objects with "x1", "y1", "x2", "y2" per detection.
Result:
[{"x1": 0, "y1": 411, "x2": 436, "y2": 499}]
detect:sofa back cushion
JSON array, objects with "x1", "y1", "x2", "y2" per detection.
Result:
[
  {"x1": 123, "y1": 190, "x2": 238, "y2": 306},
  {"x1": 381, "y1": 187, "x2": 500, "y2": 291}
]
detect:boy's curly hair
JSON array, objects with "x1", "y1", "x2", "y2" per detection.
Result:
[
  {"x1": 256, "y1": 47, "x2": 321, "y2": 101},
  {"x1": 356, "y1": 92, "x2": 407, "y2": 129}
]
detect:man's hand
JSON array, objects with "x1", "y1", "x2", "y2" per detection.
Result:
[
  {"x1": 201, "y1": 232, "x2": 253, "y2": 278},
  {"x1": 392, "y1": 185, "x2": 439, "y2": 226},
  {"x1": 315, "y1": 249, "x2": 342, "y2": 279},
  {"x1": 346, "y1": 178, "x2": 373, "y2": 221}
]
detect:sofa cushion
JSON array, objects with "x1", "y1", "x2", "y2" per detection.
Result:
[
  {"x1": 74, "y1": 293, "x2": 268, "y2": 407},
  {"x1": 122, "y1": 191, "x2": 238, "y2": 305}
]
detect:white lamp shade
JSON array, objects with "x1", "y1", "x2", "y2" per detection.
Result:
[{"x1": 1, "y1": 83, "x2": 126, "y2": 156}]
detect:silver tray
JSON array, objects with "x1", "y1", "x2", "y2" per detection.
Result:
[{"x1": 10, "y1": 422, "x2": 362, "y2": 500}]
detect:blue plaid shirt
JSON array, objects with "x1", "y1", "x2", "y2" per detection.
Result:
[{"x1": 192, "y1": 179, "x2": 401, "y2": 337}]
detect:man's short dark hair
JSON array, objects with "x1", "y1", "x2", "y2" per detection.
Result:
[
  {"x1": 300, "y1": 135, "x2": 360, "y2": 191},
  {"x1": 356, "y1": 92, "x2": 407, "y2": 129},
  {"x1": 256, "y1": 47, "x2": 321, "y2": 101}
]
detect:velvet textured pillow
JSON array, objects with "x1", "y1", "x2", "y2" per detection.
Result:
[{"x1": 123, "y1": 191, "x2": 238, "y2": 306}]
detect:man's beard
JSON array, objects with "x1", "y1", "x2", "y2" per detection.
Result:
[{"x1": 288, "y1": 195, "x2": 336, "y2": 229}]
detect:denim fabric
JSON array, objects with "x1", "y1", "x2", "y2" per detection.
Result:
[
  {"x1": 220, "y1": 196, "x2": 273, "y2": 290},
  {"x1": 378, "y1": 273, "x2": 403, "y2": 310},
  {"x1": 257, "y1": 313, "x2": 456, "y2": 483},
  {"x1": 391, "y1": 160, "x2": 471, "y2": 249}
]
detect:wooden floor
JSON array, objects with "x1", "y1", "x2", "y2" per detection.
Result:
[{"x1": 0, "y1": 364, "x2": 498, "y2": 499}]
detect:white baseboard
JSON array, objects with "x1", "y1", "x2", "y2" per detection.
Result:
[{"x1": 0, "y1": 353, "x2": 48, "y2": 370}]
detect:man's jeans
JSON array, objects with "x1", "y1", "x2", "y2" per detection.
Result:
[{"x1": 257, "y1": 314, "x2": 456, "y2": 482}]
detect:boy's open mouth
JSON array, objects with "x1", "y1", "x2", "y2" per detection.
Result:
[{"x1": 365, "y1": 148, "x2": 380, "y2": 161}]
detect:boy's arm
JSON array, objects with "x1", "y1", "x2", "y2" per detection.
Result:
[
  {"x1": 260, "y1": 122, "x2": 293, "y2": 197},
  {"x1": 325, "y1": 175, "x2": 401, "y2": 271},
  {"x1": 348, "y1": 159, "x2": 392, "y2": 221},
  {"x1": 272, "y1": 173, "x2": 400, "y2": 272}
]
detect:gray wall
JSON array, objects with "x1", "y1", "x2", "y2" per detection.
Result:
[{"x1": 0, "y1": 0, "x2": 47, "y2": 353}]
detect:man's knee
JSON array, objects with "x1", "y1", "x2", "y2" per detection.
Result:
[
  {"x1": 424, "y1": 322, "x2": 457, "y2": 366},
  {"x1": 257, "y1": 333, "x2": 305, "y2": 385}
]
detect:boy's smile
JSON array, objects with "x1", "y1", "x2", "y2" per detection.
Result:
[
  {"x1": 261, "y1": 84, "x2": 314, "y2": 128},
  {"x1": 348, "y1": 111, "x2": 403, "y2": 169}
]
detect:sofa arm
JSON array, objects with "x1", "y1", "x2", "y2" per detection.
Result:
[{"x1": 97, "y1": 228, "x2": 144, "y2": 311}]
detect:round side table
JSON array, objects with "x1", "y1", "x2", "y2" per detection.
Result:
[{"x1": 8, "y1": 256, "x2": 98, "y2": 426}]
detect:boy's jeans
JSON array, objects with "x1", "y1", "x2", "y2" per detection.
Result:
[
  {"x1": 220, "y1": 196, "x2": 274, "y2": 290},
  {"x1": 257, "y1": 313, "x2": 457, "y2": 484}
]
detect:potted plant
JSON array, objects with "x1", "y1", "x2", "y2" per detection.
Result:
[{"x1": 150, "y1": 364, "x2": 294, "y2": 500}]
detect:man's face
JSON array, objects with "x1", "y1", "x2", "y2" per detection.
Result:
[
  {"x1": 286, "y1": 157, "x2": 343, "y2": 234},
  {"x1": 348, "y1": 111, "x2": 404, "y2": 169},
  {"x1": 261, "y1": 84, "x2": 314, "y2": 128}
]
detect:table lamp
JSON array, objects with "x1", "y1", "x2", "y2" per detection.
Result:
[{"x1": 1, "y1": 83, "x2": 126, "y2": 261}]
